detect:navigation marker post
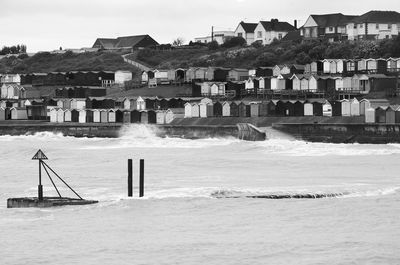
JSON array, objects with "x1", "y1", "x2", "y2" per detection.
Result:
[{"x1": 32, "y1": 149, "x2": 48, "y2": 201}]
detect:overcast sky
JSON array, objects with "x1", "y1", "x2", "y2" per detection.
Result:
[{"x1": 1, "y1": 0, "x2": 399, "y2": 52}]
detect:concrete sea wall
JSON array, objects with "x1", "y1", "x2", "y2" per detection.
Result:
[{"x1": 272, "y1": 123, "x2": 400, "y2": 144}]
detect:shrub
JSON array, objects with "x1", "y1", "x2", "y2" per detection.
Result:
[{"x1": 221, "y1": 37, "x2": 246, "y2": 48}]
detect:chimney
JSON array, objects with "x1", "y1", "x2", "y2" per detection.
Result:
[{"x1": 294, "y1": 20, "x2": 297, "y2": 29}]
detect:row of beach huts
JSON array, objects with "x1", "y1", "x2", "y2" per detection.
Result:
[
  {"x1": 0, "y1": 97, "x2": 398, "y2": 124},
  {"x1": 141, "y1": 57, "x2": 400, "y2": 85}
]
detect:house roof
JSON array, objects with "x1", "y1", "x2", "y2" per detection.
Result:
[
  {"x1": 93, "y1": 35, "x2": 158, "y2": 49},
  {"x1": 310, "y1": 13, "x2": 358, "y2": 27},
  {"x1": 281, "y1": 30, "x2": 301, "y2": 42},
  {"x1": 259, "y1": 20, "x2": 296, "y2": 32},
  {"x1": 353, "y1": 10, "x2": 400, "y2": 23},
  {"x1": 238, "y1": 21, "x2": 258, "y2": 33}
]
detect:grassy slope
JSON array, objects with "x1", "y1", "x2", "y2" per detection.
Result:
[{"x1": 0, "y1": 51, "x2": 140, "y2": 75}]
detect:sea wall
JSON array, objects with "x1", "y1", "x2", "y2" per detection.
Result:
[{"x1": 272, "y1": 123, "x2": 400, "y2": 144}]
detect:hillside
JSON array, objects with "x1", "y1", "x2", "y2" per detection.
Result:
[
  {"x1": 0, "y1": 51, "x2": 140, "y2": 76},
  {"x1": 128, "y1": 37, "x2": 400, "y2": 69}
]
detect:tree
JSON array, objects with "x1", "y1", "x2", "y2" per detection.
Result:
[
  {"x1": 221, "y1": 36, "x2": 246, "y2": 48},
  {"x1": 208, "y1": 40, "x2": 219, "y2": 50},
  {"x1": 172, "y1": 37, "x2": 185, "y2": 47}
]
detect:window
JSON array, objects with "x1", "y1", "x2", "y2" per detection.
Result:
[
  {"x1": 376, "y1": 24, "x2": 379, "y2": 30},
  {"x1": 278, "y1": 33, "x2": 282, "y2": 40},
  {"x1": 238, "y1": 33, "x2": 243, "y2": 37},
  {"x1": 257, "y1": 31, "x2": 262, "y2": 38}
]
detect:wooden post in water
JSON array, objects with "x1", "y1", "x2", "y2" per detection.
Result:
[
  {"x1": 128, "y1": 159, "x2": 133, "y2": 197},
  {"x1": 139, "y1": 159, "x2": 144, "y2": 197}
]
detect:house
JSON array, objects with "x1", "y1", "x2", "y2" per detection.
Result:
[
  {"x1": 194, "y1": 31, "x2": 235, "y2": 45},
  {"x1": 254, "y1": 19, "x2": 296, "y2": 45},
  {"x1": 346, "y1": 11, "x2": 400, "y2": 41},
  {"x1": 234, "y1": 21, "x2": 258, "y2": 45},
  {"x1": 300, "y1": 13, "x2": 358, "y2": 41},
  {"x1": 92, "y1": 35, "x2": 158, "y2": 50}
]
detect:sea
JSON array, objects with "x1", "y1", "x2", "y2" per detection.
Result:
[{"x1": 0, "y1": 125, "x2": 399, "y2": 265}]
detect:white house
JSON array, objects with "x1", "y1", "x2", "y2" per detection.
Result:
[
  {"x1": 254, "y1": 19, "x2": 296, "y2": 45},
  {"x1": 234, "y1": 21, "x2": 258, "y2": 45},
  {"x1": 194, "y1": 31, "x2": 235, "y2": 45},
  {"x1": 346, "y1": 11, "x2": 400, "y2": 41}
]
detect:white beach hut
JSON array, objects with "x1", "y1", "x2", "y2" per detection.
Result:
[
  {"x1": 156, "y1": 110, "x2": 166, "y2": 124},
  {"x1": 340, "y1": 99, "x2": 351, "y2": 116},
  {"x1": 165, "y1": 108, "x2": 185, "y2": 124},
  {"x1": 56, "y1": 109, "x2": 65, "y2": 123},
  {"x1": 304, "y1": 102, "x2": 313, "y2": 116},
  {"x1": 222, "y1": 102, "x2": 231, "y2": 117},
  {"x1": 108, "y1": 109, "x2": 116, "y2": 123},
  {"x1": 365, "y1": 108, "x2": 375, "y2": 123},
  {"x1": 191, "y1": 103, "x2": 200, "y2": 118},
  {"x1": 350, "y1": 98, "x2": 360, "y2": 116},
  {"x1": 79, "y1": 109, "x2": 86, "y2": 123},
  {"x1": 100, "y1": 110, "x2": 108, "y2": 123},
  {"x1": 50, "y1": 108, "x2": 58, "y2": 123},
  {"x1": 184, "y1": 103, "x2": 192, "y2": 118},
  {"x1": 93, "y1": 109, "x2": 101, "y2": 123},
  {"x1": 64, "y1": 109, "x2": 72, "y2": 122}
]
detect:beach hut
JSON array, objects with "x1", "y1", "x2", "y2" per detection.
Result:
[
  {"x1": 395, "y1": 107, "x2": 400, "y2": 123},
  {"x1": 365, "y1": 108, "x2": 375, "y2": 123},
  {"x1": 64, "y1": 109, "x2": 72, "y2": 122},
  {"x1": 213, "y1": 101, "x2": 223, "y2": 117},
  {"x1": 330, "y1": 101, "x2": 342, "y2": 117},
  {"x1": 156, "y1": 110, "x2": 166, "y2": 124},
  {"x1": 50, "y1": 108, "x2": 58, "y2": 122},
  {"x1": 375, "y1": 106, "x2": 386, "y2": 123},
  {"x1": 115, "y1": 110, "x2": 123, "y2": 123},
  {"x1": 238, "y1": 102, "x2": 247, "y2": 117},
  {"x1": 108, "y1": 109, "x2": 116, "y2": 123},
  {"x1": 250, "y1": 102, "x2": 259, "y2": 117},
  {"x1": 71, "y1": 109, "x2": 79, "y2": 122},
  {"x1": 136, "y1": 96, "x2": 146, "y2": 110},
  {"x1": 322, "y1": 59, "x2": 331, "y2": 74},
  {"x1": 300, "y1": 77, "x2": 309, "y2": 91},
  {"x1": 230, "y1": 102, "x2": 239, "y2": 117},
  {"x1": 336, "y1": 59, "x2": 348, "y2": 74},
  {"x1": 195, "y1": 68, "x2": 207, "y2": 81},
  {"x1": 330, "y1": 60, "x2": 338, "y2": 74},
  {"x1": 343, "y1": 77, "x2": 352, "y2": 90},
  {"x1": 304, "y1": 102, "x2": 313, "y2": 116},
  {"x1": 184, "y1": 103, "x2": 192, "y2": 118},
  {"x1": 291, "y1": 74, "x2": 302, "y2": 90},
  {"x1": 335, "y1": 77, "x2": 344, "y2": 91},
  {"x1": 165, "y1": 108, "x2": 185, "y2": 124},
  {"x1": 346, "y1": 60, "x2": 358, "y2": 73},
  {"x1": 350, "y1": 98, "x2": 360, "y2": 116},
  {"x1": 78, "y1": 109, "x2": 86, "y2": 123},
  {"x1": 0, "y1": 107, "x2": 5, "y2": 121},
  {"x1": 199, "y1": 103, "x2": 208, "y2": 118},
  {"x1": 258, "y1": 102, "x2": 268, "y2": 117},
  {"x1": 275, "y1": 101, "x2": 286, "y2": 116},
  {"x1": 386, "y1": 106, "x2": 396, "y2": 124},
  {"x1": 100, "y1": 110, "x2": 108, "y2": 123},
  {"x1": 123, "y1": 98, "x2": 136, "y2": 110},
  {"x1": 293, "y1": 101, "x2": 305, "y2": 116},
  {"x1": 340, "y1": 99, "x2": 350, "y2": 116},
  {"x1": 56, "y1": 109, "x2": 65, "y2": 123},
  {"x1": 123, "y1": 111, "x2": 131, "y2": 123},
  {"x1": 245, "y1": 78, "x2": 255, "y2": 91},
  {"x1": 206, "y1": 67, "x2": 215, "y2": 81},
  {"x1": 147, "y1": 110, "x2": 156, "y2": 124},
  {"x1": 141, "y1": 111, "x2": 149, "y2": 124},
  {"x1": 222, "y1": 102, "x2": 231, "y2": 117},
  {"x1": 322, "y1": 101, "x2": 332, "y2": 117},
  {"x1": 311, "y1": 61, "x2": 323, "y2": 74},
  {"x1": 191, "y1": 103, "x2": 200, "y2": 118},
  {"x1": 93, "y1": 109, "x2": 101, "y2": 123},
  {"x1": 86, "y1": 110, "x2": 94, "y2": 123},
  {"x1": 130, "y1": 110, "x2": 141, "y2": 123},
  {"x1": 266, "y1": 101, "x2": 277, "y2": 116},
  {"x1": 358, "y1": 59, "x2": 367, "y2": 72}
]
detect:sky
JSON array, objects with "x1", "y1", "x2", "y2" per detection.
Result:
[{"x1": 1, "y1": 0, "x2": 399, "y2": 52}]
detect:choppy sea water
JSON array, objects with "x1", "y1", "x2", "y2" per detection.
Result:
[{"x1": 1, "y1": 125, "x2": 399, "y2": 265}]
